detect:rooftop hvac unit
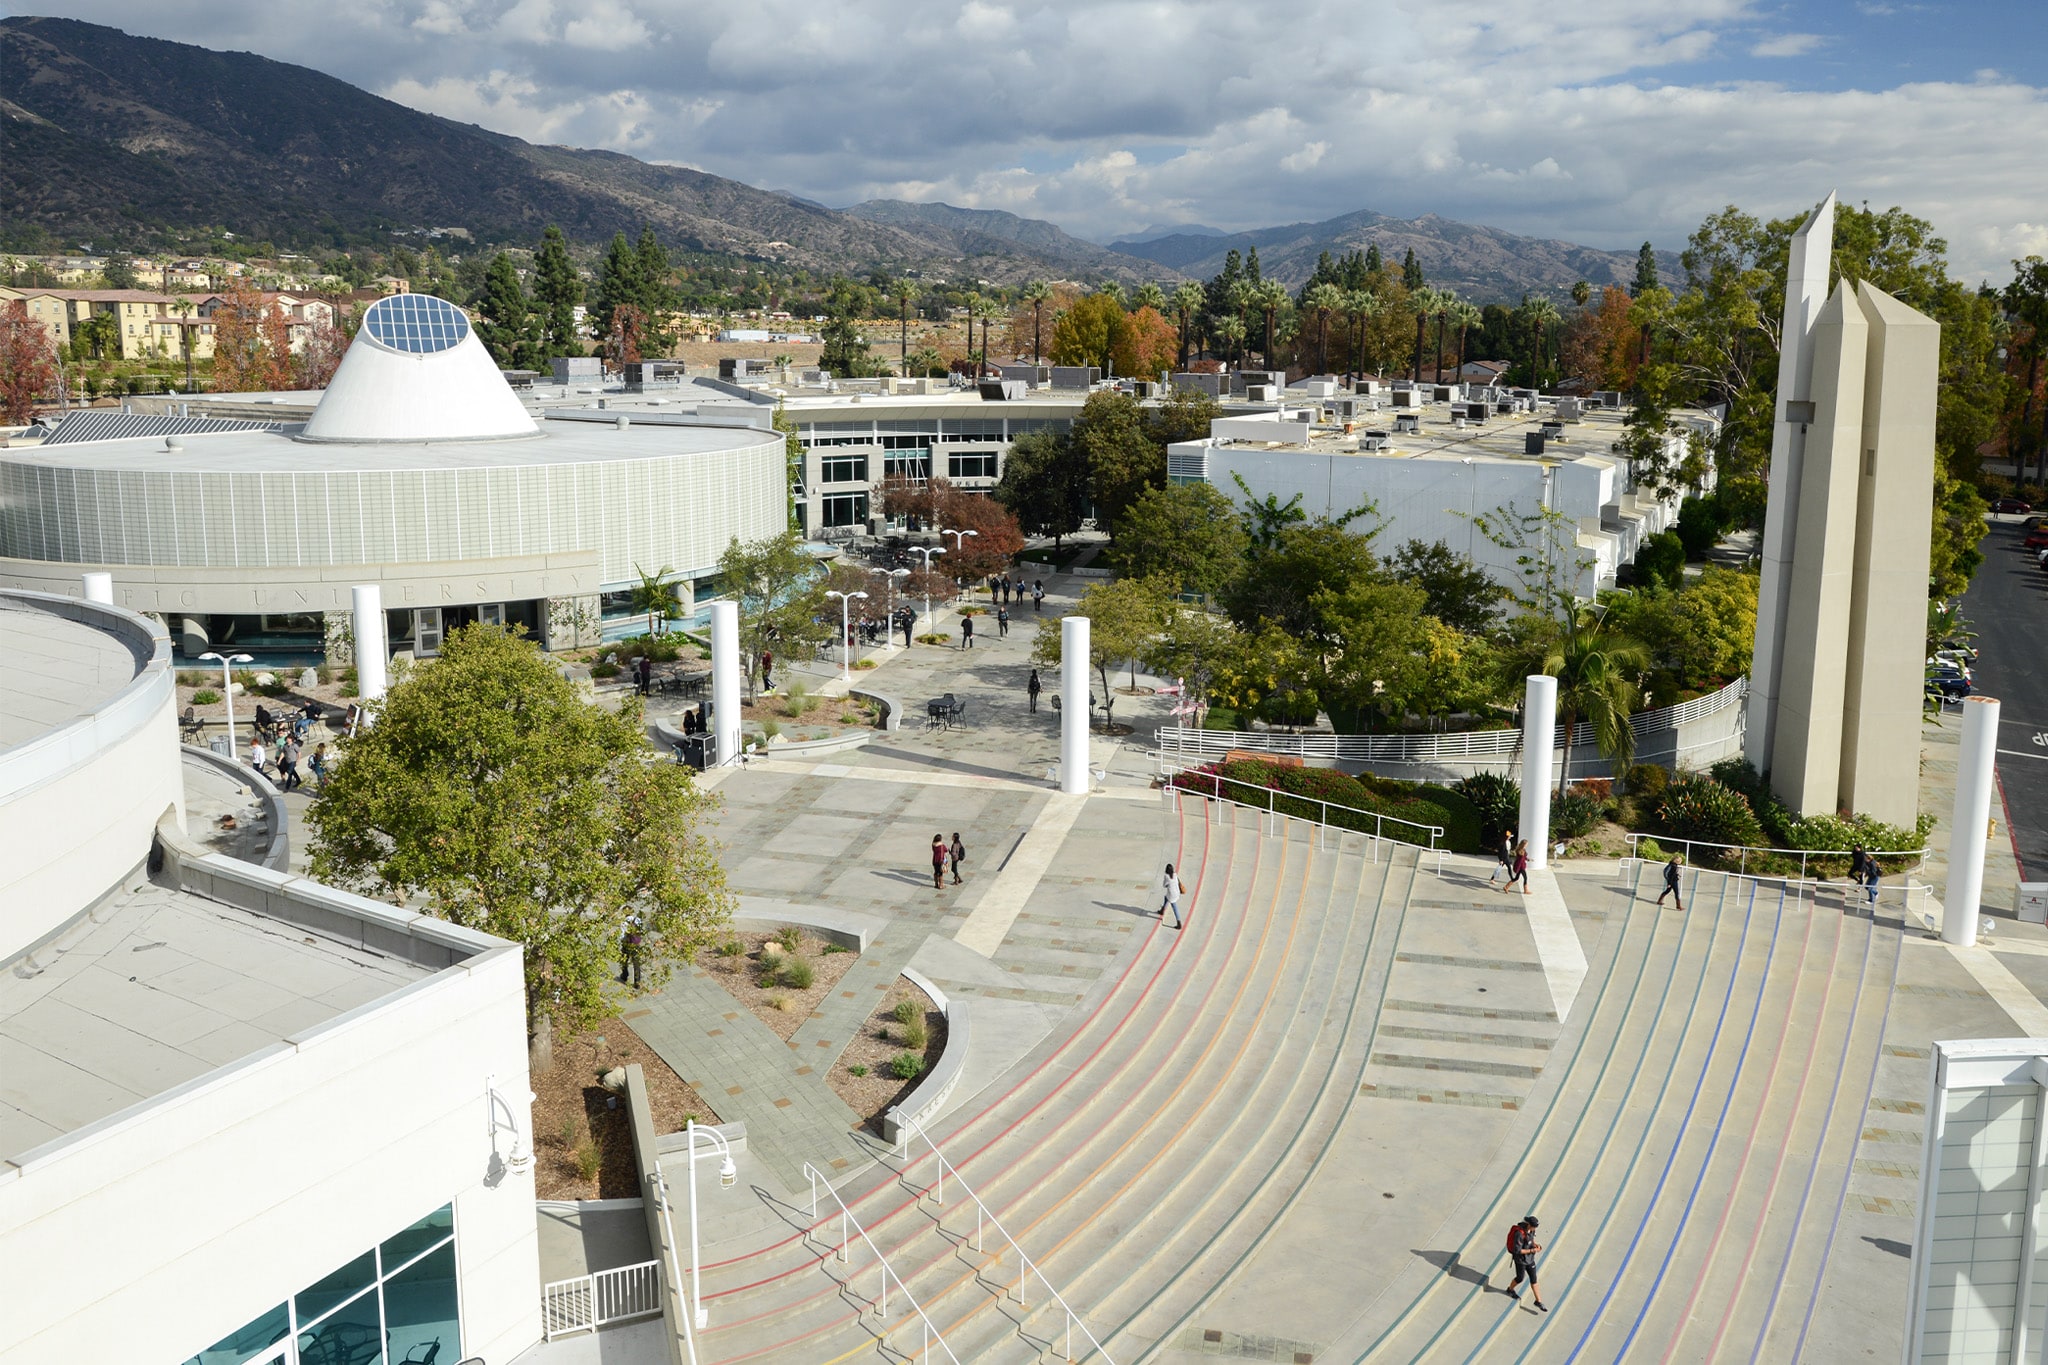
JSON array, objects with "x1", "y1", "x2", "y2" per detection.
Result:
[
  {"x1": 1394, "y1": 414, "x2": 1421, "y2": 434},
  {"x1": 1525, "y1": 433, "x2": 1547, "y2": 455}
]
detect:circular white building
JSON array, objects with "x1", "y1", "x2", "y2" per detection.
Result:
[{"x1": 0, "y1": 294, "x2": 786, "y2": 661}]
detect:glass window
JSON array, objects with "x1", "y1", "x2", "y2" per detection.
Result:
[
  {"x1": 883, "y1": 454, "x2": 930, "y2": 481},
  {"x1": 822, "y1": 493, "x2": 869, "y2": 528},
  {"x1": 296, "y1": 1286, "x2": 382, "y2": 1365},
  {"x1": 296, "y1": 1249, "x2": 377, "y2": 1324},
  {"x1": 819, "y1": 454, "x2": 868, "y2": 484},
  {"x1": 380, "y1": 1203, "x2": 454, "y2": 1274},
  {"x1": 948, "y1": 453, "x2": 998, "y2": 480},
  {"x1": 382, "y1": 1243, "x2": 460, "y2": 1365},
  {"x1": 184, "y1": 1304, "x2": 288, "y2": 1365}
]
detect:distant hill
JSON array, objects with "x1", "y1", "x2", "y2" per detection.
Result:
[
  {"x1": 1113, "y1": 209, "x2": 1680, "y2": 303},
  {"x1": 0, "y1": 17, "x2": 1148, "y2": 282},
  {"x1": 840, "y1": 200, "x2": 1166, "y2": 282},
  {"x1": 1117, "y1": 223, "x2": 1230, "y2": 244}
]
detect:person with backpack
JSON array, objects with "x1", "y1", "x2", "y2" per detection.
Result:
[
  {"x1": 960, "y1": 613, "x2": 975, "y2": 649},
  {"x1": 997, "y1": 604, "x2": 1010, "y2": 637},
  {"x1": 1502, "y1": 1215, "x2": 1546, "y2": 1310},
  {"x1": 1027, "y1": 668, "x2": 1043, "y2": 713},
  {"x1": 309, "y1": 743, "x2": 330, "y2": 790},
  {"x1": 949, "y1": 832, "x2": 967, "y2": 885},
  {"x1": 1158, "y1": 863, "x2": 1184, "y2": 929}
]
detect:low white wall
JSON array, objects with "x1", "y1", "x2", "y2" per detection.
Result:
[
  {"x1": 0, "y1": 852, "x2": 542, "y2": 1364},
  {"x1": 0, "y1": 591, "x2": 183, "y2": 961}
]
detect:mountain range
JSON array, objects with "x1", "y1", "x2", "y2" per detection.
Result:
[{"x1": 2, "y1": 16, "x2": 1672, "y2": 300}]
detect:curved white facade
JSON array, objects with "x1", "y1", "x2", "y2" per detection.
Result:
[
  {"x1": 301, "y1": 294, "x2": 539, "y2": 444},
  {"x1": 0, "y1": 592, "x2": 182, "y2": 954}
]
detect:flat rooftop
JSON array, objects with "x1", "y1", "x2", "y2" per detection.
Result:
[
  {"x1": 0, "y1": 880, "x2": 432, "y2": 1164},
  {"x1": 1210, "y1": 401, "x2": 1639, "y2": 465},
  {"x1": 0, "y1": 597, "x2": 147, "y2": 750},
  {"x1": 0, "y1": 417, "x2": 774, "y2": 475}
]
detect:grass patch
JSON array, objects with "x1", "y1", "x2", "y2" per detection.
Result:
[{"x1": 900, "y1": 1019, "x2": 929, "y2": 1050}]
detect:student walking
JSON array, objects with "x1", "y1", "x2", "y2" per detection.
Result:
[
  {"x1": 760, "y1": 650, "x2": 775, "y2": 691},
  {"x1": 949, "y1": 832, "x2": 967, "y2": 885},
  {"x1": 960, "y1": 614, "x2": 975, "y2": 649},
  {"x1": 931, "y1": 834, "x2": 948, "y2": 891},
  {"x1": 1027, "y1": 668, "x2": 1042, "y2": 713},
  {"x1": 309, "y1": 743, "x2": 330, "y2": 790},
  {"x1": 278, "y1": 737, "x2": 302, "y2": 791},
  {"x1": 1501, "y1": 1216, "x2": 1547, "y2": 1311},
  {"x1": 1033, "y1": 580, "x2": 1045, "y2": 612},
  {"x1": 1655, "y1": 853, "x2": 1685, "y2": 910},
  {"x1": 248, "y1": 736, "x2": 267, "y2": 779},
  {"x1": 1487, "y1": 831, "x2": 1514, "y2": 885},
  {"x1": 1158, "y1": 863, "x2": 1184, "y2": 928},
  {"x1": 1512, "y1": 840, "x2": 1532, "y2": 894},
  {"x1": 997, "y1": 605, "x2": 1010, "y2": 637},
  {"x1": 617, "y1": 916, "x2": 644, "y2": 989},
  {"x1": 1865, "y1": 858, "x2": 1882, "y2": 908}
]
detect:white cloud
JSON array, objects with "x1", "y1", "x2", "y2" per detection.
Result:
[
  {"x1": 1750, "y1": 32, "x2": 1826, "y2": 57},
  {"x1": 44, "y1": 0, "x2": 2048, "y2": 281}
]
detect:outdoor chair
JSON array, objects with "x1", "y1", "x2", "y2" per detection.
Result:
[
  {"x1": 947, "y1": 698, "x2": 969, "y2": 728},
  {"x1": 179, "y1": 705, "x2": 206, "y2": 741}
]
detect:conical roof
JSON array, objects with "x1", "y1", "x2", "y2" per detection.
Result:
[{"x1": 300, "y1": 294, "x2": 539, "y2": 443}]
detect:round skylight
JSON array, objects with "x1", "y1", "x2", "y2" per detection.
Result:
[{"x1": 361, "y1": 293, "x2": 472, "y2": 355}]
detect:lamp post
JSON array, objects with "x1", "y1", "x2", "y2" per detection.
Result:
[
  {"x1": 880, "y1": 568, "x2": 910, "y2": 650},
  {"x1": 680, "y1": 1120, "x2": 738, "y2": 1331},
  {"x1": 198, "y1": 651, "x2": 254, "y2": 753},
  {"x1": 908, "y1": 545, "x2": 946, "y2": 637},
  {"x1": 939, "y1": 527, "x2": 979, "y2": 600},
  {"x1": 826, "y1": 589, "x2": 868, "y2": 681}
]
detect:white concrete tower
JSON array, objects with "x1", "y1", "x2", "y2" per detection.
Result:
[
  {"x1": 1520, "y1": 675, "x2": 1557, "y2": 869},
  {"x1": 1747, "y1": 191, "x2": 1837, "y2": 775},
  {"x1": 351, "y1": 584, "x2": 388, "y2": 705},
  {"x1": 709, "y1": 600, "x2": 741, "y2": 768},
  {"x1": 1060, "y1": 616, "x2": 1090, "y2": 795}
]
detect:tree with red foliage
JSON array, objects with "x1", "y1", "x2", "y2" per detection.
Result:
[
  {"x1": 296, "y1": 308, "x2": 352, "y2": 389},
  {"x1": 931, "y1": 485, "x2": 1025, "y2": 585},
  {"x1": 211, "y1": 278, "x2": 295, "y2": 392},
  {"x1": 0, "y1": 300, "x2": 59, "y2": 423},
  {"x1": 1558, "y1": 286, "x2": 1641, "y2": 393}
]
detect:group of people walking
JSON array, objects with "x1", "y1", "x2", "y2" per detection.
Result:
[
  {"x1": 1489, "y1": 833, "x2": 1533, "y2": 893},
  {"x1": 988, "y1": 575, "x2": 1045, "y2": 612},
  {"x1": 247, "y1": 733, "x2": 328, "y2": 792}
]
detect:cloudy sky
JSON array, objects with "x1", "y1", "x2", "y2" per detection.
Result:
[{"x1": 26, "y1": 0, "x2": 2048, "y2": 279}]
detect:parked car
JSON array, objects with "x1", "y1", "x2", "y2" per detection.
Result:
[
  {"x1": 1932, "y1": 651, "x2": 1974, "y2": 680},
  {"x1": 1993, "y1": 497, "x2": 2033, "y2": 514},
  {"x1": 1940, "y1": 638, "x2": 1979, "y2": 661},
  {"x1": 2027, "y1": 526, "x2": 2048, "y2": 548},
  {"x1": 1927, "y1": 669, "x2": 1972, "y2": 702}
]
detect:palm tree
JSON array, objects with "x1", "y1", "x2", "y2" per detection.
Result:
[
  {"x1": 1451, "y1": 300, "x2": 1483, "y2": 382},
  {"x1": 1345, "y1": 290, "x2": 1380, "y2": 378},
  {"x1": 1521, "y1": 296, "x2": 1561, "y2": 388},
  {"x1": 1571, "y1": 279, "x2": 1592, "y2": 308},
  {"x1": 1256, "y1": 280, "x2": 1289, "y2": 369},
  {"x1": 1020, "y1": 280, "x2": 1052, "y2": 364},
  {"x1": 1132, "y1": 281, "x2": 1166, "y2": 313},
  {"x1": 1212, "y1": 314, "x2": 1246, "y2": 369},
  {"x1": 629, "y1": 563, "x2": 683, "y2": 637},
  {"x1": 1304, "y1": 282, "x2": 1344, "y2": 374},
  {"x1": 1226, "y1": 278, "x2": 1257, "y2": 369},
  {"x1": 1170, "y1": 282, "x2": 1204, "y2": 370},
  {"x1": 971, "y1": 294, "x2": 1003, "y2": 375},
  {"x1": 890, "y1": 278, "x2": 922, "y2": 375},
  {"x1": 1410, "y1": 286, "x2": 1446, "y2": 382},
  {"x1": 1431, "y1": 288, "x2": 1457, "y2": 384},
  {"x1": 1096, "y1": 282, "x2": 1126, "y2": 307},
  {"x1": 907, "y1": 344, "x2": 945, "y2": 378},
  {"x1": 1543, "y1": 610, "x2": 1651, "y2": 795},
  {"x1": 171, "y1": 296, "x2": 196, "y2": 390}
]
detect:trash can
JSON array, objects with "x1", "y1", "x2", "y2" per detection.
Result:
[{"x1": 209, "y1": 736, "x2": 231, "y2": 758}]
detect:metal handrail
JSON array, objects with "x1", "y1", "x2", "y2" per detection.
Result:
[
  {"x1": 1621, "y1": 831, "x2": 1936, "y2": 913},
  {"x1": 888, "y1": 1109, "x2": 1116, "y2": 1364},
  {"x1": 1160, "y1": 761, "x2": 1444, "y2": 851},
  {"x1": 651, "y1": 1167, "x2": 702, "y2": 1365},
  {"x1": 541, "y1": 1260, "x2": 664, "y2": 1339},
  {"x1": 802, "y1": 1161, "x2": 964, "y2": 1364}
]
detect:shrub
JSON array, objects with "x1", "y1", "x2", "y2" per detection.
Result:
[
  {"x1": 780, "y1": 958, "x2": 816, "y2": 990},
  {"x1": 848, "y1": 1064, "x2": 868, "y2": 1078},
  {"x1": 573, "y1": 1140, "x2": 602, "y2": 1181},
  {"x1": 823, "y1": 942, "x2": 851, "y2": 954},
  {"x1": 769, "y1": 995, "x2": 793, "y2": 1012},
  {"x1": 1655, "y1": 775, "x2": 1766, "y2": 853},
  {"x1": 1571, "y1": 777, "x2": 1613, "y2": 803},
  {"x1": 916, "y1": 632, "x2": 949, "y2": 644},
  {"x1": 592, "y1": 661, "x2": 621, "y2": 679},
  {"x1": 1676, "y1": 493, "x2": 1727, "y2": 560},
  {"x1": 756, "y1": 974, "x2": 778, "y2": 989},
  {"x1": 775, "y1": 925, "x2": 803, "y2": 952},
  {"x1": 900, "y1": 1019, "x2": 929, "y2": 1050},
  {"x1": 1253, "y1": 690, "x2": 1320, "y2": 727},
  {"x1": 1201, "y1": 707, "x2": 1241, "y2": 731},
  {"x1": 854, "y1": 658, "x2": 877, "y2": 670},
  {"x1": 1550, "y1": 792, "x2": 1604, "y2": 840},
  {"x1": 889, "y1": 1052, "x2": 925, "y2": 1080},
  {"x1": 557, "y1": 1114, "x2": 581, "y2": 1147},
  {"x1": 1454, "y1": 772, "x2": 1522, "y2": 844},
  {"x1": 1636, "y1": 530, "x2": 1686, "y2": 590},
  {"x1": 785, "y1": 682, "x2": 814, "y2": 718},
  {"x1": 192, "y1": 689, "x2": 221, "y2": 706},
  {"x1": 891, "y1": 999, "x2": 920, "y2": 1026},
  {"x1": 1623, "y1": 763, "x2": 1669, "y2": 799},
  {"x1": 176, "y1": 670, "x2": 206, "y2": 687},
  {"x1": 717, "y1": 938, "x2": 743, "y2": 957},
  {"x1": 1176, "y1": 759, "x2": 1486, "y2": 853}
]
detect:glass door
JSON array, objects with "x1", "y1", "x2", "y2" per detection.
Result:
[
  {"x1": 414, "y1": 607, "x2": 443, "y2": 657},
  {"x1": 478, "y1": 602, "x2": 505, "y2": 627}
]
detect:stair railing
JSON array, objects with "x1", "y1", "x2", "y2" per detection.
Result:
[
  {"x1": 886, "y1": 1109, "x2": 1117, "y2": 1364},
  {"x1": 802, "y1": 1161, "x2": 963, "y2": 1364}
]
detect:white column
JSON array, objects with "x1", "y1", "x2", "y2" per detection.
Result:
[
  {"x1": 80, "y1": 572, "x2": 113, "y2": 604},
  {"x1": 710, "y1": 600, "x2": 741, "y2": 768},
  {"x1": 351, "y1": 584, "x2": 388, "y2": 704},
  {"x1": 1520, "y1": 674, "x2": 1557, "y2": 870},
  {"x1": 1944, "y1": 695, "x2": 2001, "y2": 948},
  {"x1": 1060, "y1": 615, "x2": 1090, "y2": 795}
]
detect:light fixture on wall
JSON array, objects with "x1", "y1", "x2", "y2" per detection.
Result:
[{"x1": 486, "y1": 1076, "x2": 532, "y2": 1176}]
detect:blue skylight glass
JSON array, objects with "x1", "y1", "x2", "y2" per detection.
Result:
[{"x1": 362, "y1": 294, "x2": 471, "y2": 354}]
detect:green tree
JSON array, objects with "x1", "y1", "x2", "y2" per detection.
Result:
[
  {"x1": 1070, "y1": 389, "x2": 1162, "y2": 533},
  {"x1": 1224, "y1": 519, "x2": 1383, "y2": 639},
  {"x1": 1143, "y1": 606, "x2": 1244, "y2": 719},
  {"x1": 1170, "y1": 281, "x2": 1205, "y2": 370},
  {"x1": 475, "y1": 253, "x2": 537, "y2": 369},
  {"x1": 588, "y1": 231, "x2": 642, "y2": 349},
  {"x1": 718, "y1": 531, "x2": 831, "y2": 694},
  {"x1": 1542, "y1": 609, "x2": 1651, "y2": 793},
  {"x1": 1671, "y1": 566, "x2": 1758, "y2": 683},
  {"x1": 1519, "y1": 295, "x2": 1561, "y2": 387},
  {"x1": 532, "y1": 226, "x2": 583, "y2": 361},
  {"x1": 1048, "y1": 292, "x2": 1127, "y2": 372},
  {"x1": 628, "y1": 563, "x2": 684, "y2": 636},
  {"x1": 632, "y1": 227, "x2": 676, "y2": 356},
  {"x1": 1030, "y1": 577, "x2": 1168, "y2": 719},
  {"x1": 1304, "y1": 282, "x2": 1345, "y2": 373},
  {"x1": 1634, "y1": 529, "x2": 1686, "y2": 590},
  {"x1": 1145, "y1": 386, "x2": 1221, "y2": 448},
  {"x1": 773, "y1": 404, "x2": 803, "y2": 530},
  {"x1": 1630, "y1": 242, "x2": 1660, "y2": 297},
  {"x1": 305, "y1": 624, "x2": 731, "y2": 1067},
  {"x1": 819, "y1": 277, "x2": 878, "y2": 378},
  {"x1": 102, "y1": 256, "x2": 138, "y2": 289},
  {"x1": 1572, "y1": 279, "x2": 1592, "y2": 308},
  {"x1": 1107, "y1": 482, "x2": 1248, "y2": 598},
  {"x1": 1402, "y1": 248, "x2": 1424, "y2": 291},
  {"x1": 1311, "y1": 578, "x2": 1433, "y2": 732},
  {"x1": 1388, "y1": 539, "x2": 1502, "y2": 633},
  {"x1": 996, "y1": 429, "x2": 1089, "y2": 545}
]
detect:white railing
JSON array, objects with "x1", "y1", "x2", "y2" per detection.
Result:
[
  {"x1": 803, "y1": 1162, "x2": 963, "y2": 1364},
  {"x1": 889, "y1": 1109, "x2": 1116, "y2": 1364},
  {"x1": 1156, "y1": 676, "x2": 1748, "y2": 767},
  {"x1": 541, "y1": 1259, "x2": 664, "y2": 1339},
  {"x1": 1159, "y1": 765, "x2": 1444, "y2": 855},
  {"x1": 1620, "y1": 832, "x2": 1936, "y2": 913}
]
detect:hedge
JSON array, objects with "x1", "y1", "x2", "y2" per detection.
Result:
[{"x1": 1170, "y1": 759, "x2": 1484, "y2": 852}]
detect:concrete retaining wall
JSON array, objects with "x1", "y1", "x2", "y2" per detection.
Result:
[{"x1": 880, "y1": 967, "x2": 969, "y2": 1146}]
